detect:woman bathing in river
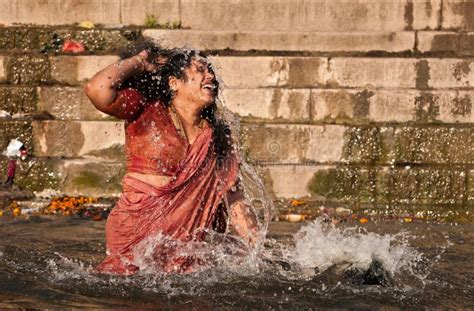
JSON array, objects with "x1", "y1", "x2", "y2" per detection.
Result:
[{"x1": 85, "y1": 42, "x2": 258, "y2": 274}]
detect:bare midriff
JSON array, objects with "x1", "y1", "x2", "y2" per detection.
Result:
[{"x1": 125, "y1": 172, "x2": 171, "y2": 188}]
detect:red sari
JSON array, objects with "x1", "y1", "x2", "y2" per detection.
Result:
[{"x1": 96, "y1": 89, "x2": 240, "y2": 274}]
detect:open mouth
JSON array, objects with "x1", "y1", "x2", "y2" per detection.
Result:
[{"x1": 202, "y1": 83, "x2": 217, "y2": 92}]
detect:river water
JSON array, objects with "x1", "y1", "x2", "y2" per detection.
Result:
[{"x1": 0, "y1": 216, "x2": 472, "y2": 309}]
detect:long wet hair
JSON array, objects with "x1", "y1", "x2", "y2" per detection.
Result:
[{"x1": 119, "y1": 40, "x2": 232, "y2": 161}]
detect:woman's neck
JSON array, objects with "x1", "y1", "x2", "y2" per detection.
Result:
[{"x1": 171, "y1": 98, "x2": 202, "y2": 128}]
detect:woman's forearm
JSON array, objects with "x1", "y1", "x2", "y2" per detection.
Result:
[
  {"x1": 84, "y1": 56, "x2": 144, "y2": 114},
  {"x1": 229, "y1": 201, "x2": 259, "y2": 245}
]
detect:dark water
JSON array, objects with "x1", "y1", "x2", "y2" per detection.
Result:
[{"x1": 0, "y1": 216, "x2": 472, "y2": 309}]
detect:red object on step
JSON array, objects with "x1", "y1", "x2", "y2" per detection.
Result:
[
  {"x1": 7, "y1": 159, "x2": 16, "y2": 178},
  {"x1": 62, "y1": 39, "x2": 85, "y2": 53}
]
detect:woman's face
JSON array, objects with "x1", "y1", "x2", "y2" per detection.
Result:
[{"x1": 171, "y1": 58, "x2": 217, "y2": 108}]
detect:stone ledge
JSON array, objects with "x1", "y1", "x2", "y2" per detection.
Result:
[
  {"x1": 179, "y1": 0, "x2": 438, "y2": 32},
  {"x1": 144, "y1": 30, "x2": 415, "y2": 53},
  {"x1": 311, "y1": 89, "x2": 474, "y2": 123},
  {"x1": 42, "y1": 55, "x2": 474, "y2": 89},
  {"x1": 27, "y1": 86, "x2": 474, "y2": 123}
]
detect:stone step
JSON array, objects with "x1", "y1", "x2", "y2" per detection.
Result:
[
  {"x1": 0, "y1": 26, "x2": 472, "y2": 56},
  {"x1": 0, "y1": 0, "x2": 440, "y2": 31},
  {"x1": 260, "y1": 164, "x2": 472, "y2": 204},
  {"x1": 241, "y1": 124, "x2": 474, "y2": 165},
  {"x1": 3, "y1": 155, "x2": 472, "y2": 203},
  {"x1": 29, "y1": 86, "x2": 474, "y2": 124},
  {"x1": 145, "y1": 30, "x2": 416, "y2": 53},
  {"x1": 4, "y1": 55, "x2": 468, "y2": 89},
  {"x1": 15, "y1": 119, "x2": 474, "y2": 165}
]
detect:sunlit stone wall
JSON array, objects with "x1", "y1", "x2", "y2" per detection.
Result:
[{"x1": 0, "y1": 0, "x2": 473, "y2": 214}]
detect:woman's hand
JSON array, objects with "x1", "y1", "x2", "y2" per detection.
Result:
[
  {"x1": 135, "y1": 50, "x2": 168, "y2": 73},
  {"x1": 229, "y1": 201, "x2": 259, "y2": 246}
]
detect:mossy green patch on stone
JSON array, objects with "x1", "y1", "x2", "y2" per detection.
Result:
[
  {"x1": 0, "y1": 86, "x2": 38, "y2": 114},
  {"x1": 62, "y1": 161, "x2": 125, "y2": 196},
  {"x1": 309, "y1": 168, "x2": 338, "y2": 197},
  {"x1": 72, "y1": 171, "x2": 103, "y2": 188},
  {"x1": 7, "y1": 55, "x2": 51, "y2": 84},
  {"x1": 309, "y1": 167, "x2": 376, "y2": 203},
  {"x1": 84, "y1": 143, "x2": 125, "y2": 160}
]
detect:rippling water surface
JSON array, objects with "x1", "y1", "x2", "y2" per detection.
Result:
[{"x1": 0, "y1": 216, "x2": 472, "y2": 309}]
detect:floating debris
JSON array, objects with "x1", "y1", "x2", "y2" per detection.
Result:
[{"x1": 279, "y1": 213, "x2": 306, "y2": 222}]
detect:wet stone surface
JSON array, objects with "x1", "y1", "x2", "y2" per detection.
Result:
[{"x1": 0, "y1": 86, "x2": 38, "y2": 114}]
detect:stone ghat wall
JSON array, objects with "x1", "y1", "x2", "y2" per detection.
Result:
[{"x1": 0, "y1": 0, "x2": 473, "y2": 214}]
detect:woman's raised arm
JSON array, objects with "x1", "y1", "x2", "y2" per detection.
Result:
[{"x1": 84, "y1": 51, "x2": 156, "y2": 118}]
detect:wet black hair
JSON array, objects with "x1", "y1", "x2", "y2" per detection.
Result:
[{"x1": 119, "y1": 40, "x2": 232, "y2": 161}]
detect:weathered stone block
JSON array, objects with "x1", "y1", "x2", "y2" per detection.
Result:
[
  {"x1": 0, "y1": 121, "x2": 33, "y2": 153},
  {"x1": 0, "y1": 0, "x2": 121, "y2": 25},
  {"x1": 377, "y1": 167, "x2": 466, "y2": 205},
  {"x1": 50, "y1": 55, "x2": 119, "y2": 85},
  {"x1": 241, "y1": 124, "x2": 345, "y2": 164},
  {"x1": 6, "y1": 55, "x2": 51, "y2": 84},
  {"x1": 144, "y1": 30, "x2": 414, "y2": 53},
  {"x1": 442, "y1": 0, "x2": 474, "y2": 30},
  {"x1": 394, "y1": 127, "x2": 474, "y2": 164},
  {"x1": 0, "y1": 86, "x2": 38, "y2": 114},
  {"x1": 328, "y1": 58, "x2": 417, "y2": 88},
  {"x1": 426, "y1": 59, "x2": 474, "y2": 88},
  {"x1": 121, "y1": 0, "x2": 180, "y2": 26},
  {"x1": 418, "y1": 31, "x2": 474, "y2": 56},
  {"x1": 308, "y1": 166, "x2": 376, "y2": 203},
  {"x1": 58, "y1": 159, "x2": 125, "y2": 196},
  {"x1": 32, "y1": 121, "x2": 124, "y2": 159},
  {"x1": 221, "y1": 89, "x2": 310, "y2": 122},
  {"x1": 413, "y1": 0, "x2": 442, "y2": 30},
  {"x1": 342, "y1": 127, "x2": 383, "y2": 164},
  {"x1": 38, "y1": 87, "x2": 109, "y2": 120},
  {"x1": 211, "y1": 57, "x2": 290, "y2": 88},
  {"x1": 262, "y1": 165, "x2": 327, "y2": 199}
]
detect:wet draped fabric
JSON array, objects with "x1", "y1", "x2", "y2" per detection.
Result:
[{"x1": 96, "y1": 89, "x2": 240, "y2": 274}]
